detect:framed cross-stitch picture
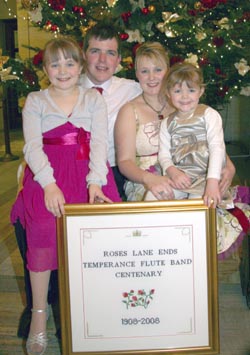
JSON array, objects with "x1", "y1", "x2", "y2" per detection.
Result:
[{"x1": 57, "y1": 199, "x2": 219, "y2": 355}]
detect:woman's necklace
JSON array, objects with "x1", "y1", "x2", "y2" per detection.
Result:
[{"x1": 142, "y1": 93, "x2": 166, "y2": 120}]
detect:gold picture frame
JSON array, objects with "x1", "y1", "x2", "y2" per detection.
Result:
[{"x1": 57, "y1": 199, "x2": 219, "y2": 355}]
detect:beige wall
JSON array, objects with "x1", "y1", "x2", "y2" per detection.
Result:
[
  {"x1": 0, "y1": 0, "x2": 16, "y2": 19},
  {"x1": 16, "y1": 0, "x2": 53, "y2": 60}
]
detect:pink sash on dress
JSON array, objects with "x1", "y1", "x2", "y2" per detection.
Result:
[{"x1": 43, "y1": 127, "x2": 90, "y2": 160}]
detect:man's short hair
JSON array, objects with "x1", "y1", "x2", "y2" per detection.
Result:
[{"x1": 83, "y1": 22, "x2": 121, "y2": 55}]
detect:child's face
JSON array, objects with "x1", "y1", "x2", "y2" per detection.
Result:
[
  {"x1": 168, "y1": 81, "x2": 204, "y2": 114},
  {"x1": 44, "y1": 50, "x2": 82, "y2": 90}
]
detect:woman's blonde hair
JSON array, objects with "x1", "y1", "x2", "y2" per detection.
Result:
[{"x1": 135, "y1": 42, "x2": 170, "y2": 70}]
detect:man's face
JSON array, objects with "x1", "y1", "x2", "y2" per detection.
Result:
[{"x1": 83, "y1": 37, "x2": 121, "y2": 85}]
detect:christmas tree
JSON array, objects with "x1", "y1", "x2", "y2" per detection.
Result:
[{"x1": 7, "y1": 0, "x2": 250, "y2": 108}]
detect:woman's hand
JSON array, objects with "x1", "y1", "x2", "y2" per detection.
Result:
[
  {"x1": 219, "y1": 155, "x2": 235, "y2": 195},
  {"x1": 144, "y1": 173, "x2": 174, "y2": 200},
  {"x1": 167, "y1": 166, "x2": 192, "y2": 190},
  {"x1": 44, "y1": 182, "x2": 65, "y2": 217},
  {"x1": 88, "y1": 184, "x2": 113, "y2": 204}
]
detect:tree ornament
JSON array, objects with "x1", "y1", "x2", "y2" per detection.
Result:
[
  {"x1": 199, "y1": 57, "x2": 209, "y2": 67},
  {"x1": 9, "y1": 0, "x2": 250, "y2": 109},
  {"x1": 121, "y1": 12, "x2": 132, "y2": 23},
  {"x1": 132, "y1": 43, "x2": 141, "y2": 57},
  {"x1": 119, "y1": 33, "x2": 129, "y2": 41},
  {"x1": 215, "y1": 68, "x2": 226, "y2": 78},
  {"x1": 170, "y1": 56, "x2": 183, "y2": 66},
  {"x1": 32, "y1": 50, "x2": 43, "y2": 66},
  {"x1": 80, "y1": 20, "x2": 97, "y2": 37},
  {"x1": 194, "y1": 2, "x2": 202, "y2": 10},
  {"x1": 48, "y1": 0, "x2": 65, "y2": 11},
  {"x1": 212, "y1": 36, "x2": 224, "y2": 47},
  {"x1": 202, "y1": 0, "x2": 217, "y2": 9},
  {"x1": 44, "y1": 21, "x2": 52, "y2": 31},
  {"x1": 141, "y1": 7, "x2": 149, "y2": 15},
  {"x1": 156, "y1": 12, "x2": 182, "y2": 38},
  {"x1": 0, "y1": 54, "x2": 9, "y2": 71},
  {"x1": 234, "y1": 59, "x2": 250, "y2": 76},
  {"x1": 106, "y1": 0, "x2": 118, "y2": 6},
  {"x1": 148, "y1": 5, "x2": 155, "y2": 14},
  {"x1": 51, "y1": 24, "x2": 58, "y2": 32},
  {"x1": 218, "y1": 85, "x2": 229, "y2": 97}
]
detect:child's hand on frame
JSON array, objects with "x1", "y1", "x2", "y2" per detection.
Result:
[
  {"x1": 203, "y1": 178, "x2": 221, "y2": 208},
  {"x1": 88, "y1": 184, "x2": 113, "y2": 204}
]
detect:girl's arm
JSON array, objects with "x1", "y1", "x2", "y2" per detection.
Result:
[
  {"x1": 205, "y1": 106, "x2": 226, "y2": 180},
  {"x1": 23, "y1": 92, "x2": 65, "y2": 216},
  {"x1": 204, "y1": 106, "x2": 226, "y2": 207},
  {"x1": 22, "y1": 92, "x2": 56, "y2": 188}
]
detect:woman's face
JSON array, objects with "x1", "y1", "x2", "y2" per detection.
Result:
[{"x1": 136, "y1": 56, "x2": 168, "y2": 96}]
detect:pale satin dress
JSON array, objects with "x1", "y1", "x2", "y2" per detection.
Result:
[{"x1": 124, "y1": 104, "x2": 250, "y2": 259}]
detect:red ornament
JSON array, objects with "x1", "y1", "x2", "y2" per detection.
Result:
[
  {"x1": 201, "y1": 0, "x2": 227, "y2": 9},
  {"x1": 141, "y1": 7, "x2": 149, "y2": 15},
  {"x1": 212, "y1": 36, "x2": 224, "y2": 47},
  {"x1": 51, "y1": 24, "x2": 58, "y2": 32},
  {"x1": 132, "y1": 43, "x2": 141, "y2": 57},
  {"x1": 121, "y1": 11, "x2": 131, "y2": 23},
  {"x1": 188, "y1": 9, "x2": 198, "y2": 16},
  {"x1": 33, "y1": 50, "x2": 43, "y2": 66},
  {"x1": 119, "y1": 33, "x2": 129, "y2": 41},
  {"x1": 201, "y1": 0, "x2": 217, "y2": 9},
  {"x1": 199, "y1": 57, "x2": 209, "y2": 67},
  {"x1": 217, "y1": 85, "x2": 229, "y2": 97},
  {"x1": 170, "y1": 56, "x2": 183, "y2": 66},
  {"x1": 215, "y1": 68, "x2": 227, "y2": 78},
  {"x1": 48, "y1": 0, "x2": 65, "y2": 11},
  {"x1": 238, "y1": 11, "x2": 250, "y2": 22},
  {"x1": 23, "y1": 68, "x2": 38, "y2": 86}
]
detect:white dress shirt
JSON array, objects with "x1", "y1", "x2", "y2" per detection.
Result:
[{"x1": 79, "y1": 74, "x2": 142, "y2": 167}]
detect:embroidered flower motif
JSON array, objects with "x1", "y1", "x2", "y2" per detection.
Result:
[{"x1": 122, "y1": 289, "x2": 155, "y2": 309}]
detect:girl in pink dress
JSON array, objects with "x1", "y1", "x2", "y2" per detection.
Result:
[{"x1": 11, "y1": 37, "x2": 120, "y2": 355}]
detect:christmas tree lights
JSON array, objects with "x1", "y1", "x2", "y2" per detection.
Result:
[{"x1": 4, "y1": 0, "x2": 250, "y2": 108}]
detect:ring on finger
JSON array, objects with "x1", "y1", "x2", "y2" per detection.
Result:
[{"x1": 160, "y1": 191, "x2": 168, "y2": 197}]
